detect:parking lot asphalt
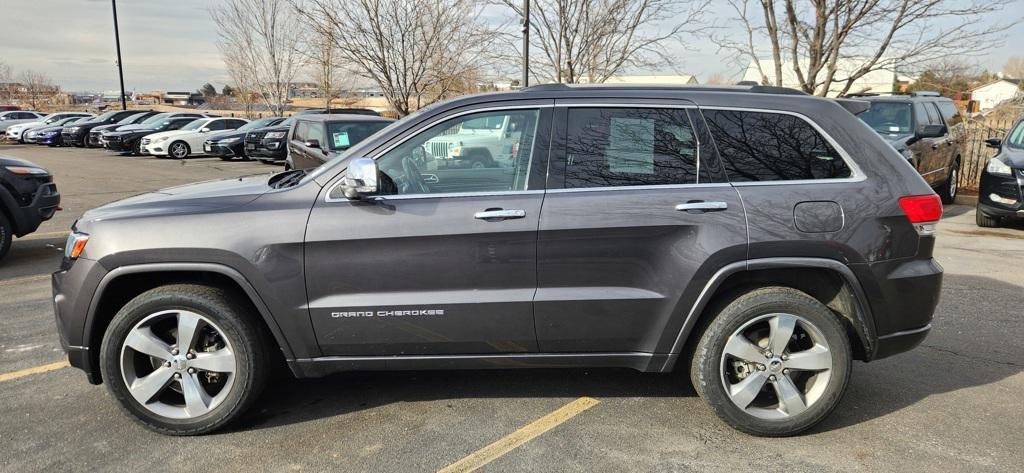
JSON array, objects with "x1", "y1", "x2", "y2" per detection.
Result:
[{"x1": 1, "y1": 143, "x2": 1022, "y2": 472}]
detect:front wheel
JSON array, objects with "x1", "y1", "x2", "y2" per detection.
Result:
[
  {"x1": 938, "y1": 161, "x2": 959, "y2": 204},
  {"x1": 100, "y1": 284, "x2": 270, "y2": 435},
  {"x1": 169, "y1": 141, "x2": 190, "y2": 159},
  {"x1": 0, "y1": 212, "x2": 12, "y2": 261},
  {"x1": 691, "y1": 286, "x2": 851, "y2": 437}
]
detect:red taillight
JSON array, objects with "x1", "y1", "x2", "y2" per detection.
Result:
[{"x1": 898, "y1": 194, "x2": 943, "y2": 223}]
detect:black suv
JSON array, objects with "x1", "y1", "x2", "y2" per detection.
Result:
[
  {"x1": 286, "y1": 114, "x2": 393, "y2": 170},
  {"x1": 247, "y1": 109, "x2": 381, "y2": 164},
  {"x1": 87, "y1": 111, "x2": 161, "y2": 147},
  {"x1": 62, "y1": 110, "x2": 150, "y2": 147},
  {"x1": 204, "y1": 117, "x2": 286, "y2": 160},
  {"x1": 0, "y1": 155, "x2": 59, "y2": 260},
  {"x1": 53, "y1": 85, "x2": 943, "y2": 437},
  {"x1": 853, "y1": 92, "x2": 964, "y2": 203},
  {"x1": 976, "y1": 117, "x2": 1024, "y2": 227}
]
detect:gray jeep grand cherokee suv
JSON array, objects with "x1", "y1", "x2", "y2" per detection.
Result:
[{"x1": 53, "y1": 84, "x2": 943, "y2": 437}]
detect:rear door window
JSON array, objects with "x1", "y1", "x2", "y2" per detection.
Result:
[
  {"x1": 703, "y1": 109, "x2": 851, "y2": 182},
  {"x1": 561, "y1": 107, "x2": 702, "y2": 188},
  {"x1": 293, "y1": 121, "x2": 309, "y2": 142}
]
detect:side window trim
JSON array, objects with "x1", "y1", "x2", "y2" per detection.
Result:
[{"x1": 702, "y1": 106, "x2": 866, "y2": 186}]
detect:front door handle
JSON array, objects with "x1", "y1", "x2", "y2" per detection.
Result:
[
  {"x1": 474, "y1": 209, "x2": 526, "y2": 220},
  {"x1": 675, "y1": 201, "x2": 728, "y2": 212}
]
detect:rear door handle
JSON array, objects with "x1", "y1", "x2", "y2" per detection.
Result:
[
  {"x1": 675, "y1": 201, "x2": 728, "y2": 212},
  {"x1": 474, "y1": 209, "x2": 526, "y2": 220}
]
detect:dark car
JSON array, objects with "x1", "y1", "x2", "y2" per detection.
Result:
[
  {"x1": 244, "y1": 117, "x2": 295, "y2": 163},
  {"x1": 62, "y1": 110, "x2": 150, "y2": 147},
  {"x1": 25, "y1": 116, "x2": 91, "y2": 146},
  {"x1": 87, "y1": 111, "x2": 161, "y2": 147},
  {"x1": 203, "y1": 117, "x2": 286, "y2": 160},
  {"x1": 853, "y1": 92, "x2": 964, "y2": 204},
  {"x1": 976, "y1": 118, "x2": 1024, "y2": 227},
  {"x1": 286, "y1": 114, "x2": 393, "y2": 170},
  {"x1": 53, "y1": 84, "x2": 943, "y2": 437},
  {"x1": 0, "y1": 155, "x2": 59, "y2": 260},
  {"x1": 102, "y1": 117, "x2": 201, "y2": 155}
]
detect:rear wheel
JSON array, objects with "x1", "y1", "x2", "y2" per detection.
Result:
[
  {"x1": 100, "y1": 284, "x2": 270, "y2": 435},
  {"x1": 976, "y1": 207, "x2": 1000, "y2": 228},
  {"x1": 691, "y1": 286, "x2": 851, "y2": 437},
  {"x1": 0, "y1": 212, "x2": 12, "y2": 261}
]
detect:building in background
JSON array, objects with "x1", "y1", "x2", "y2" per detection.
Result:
[
  {"x1": 741, "y1": 59, "x2": 900, "y2": 97},
  {"x1": 970, "y1": 79, "x2": 1023, "y2": 111}
]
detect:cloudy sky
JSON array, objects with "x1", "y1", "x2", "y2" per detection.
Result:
[{"x1": 1, "y1": 0, "x2": 1022, "y2": 93}]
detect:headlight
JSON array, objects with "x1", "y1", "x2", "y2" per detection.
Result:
[
  {"x1": 265, "y1": 131, "x2": 287, "y2": 139},
  {"x1": 219, "y1": 137, "x2": 240, "y2": 144},
  {"x1": 987, "y1": 158, "x2": 1013, "y2": 176},
  {"x1": 5, "y1": 165, "x2": 49, "y2": 175},
  {"x1": 66, "y1": 126, "x2": 80, "y2": 133},
  {"x1": 64, "y1": 232, "x2": 90, "y2": 260},
  {"x1": 155, "y1": 136, "x2": 169, "y2": 143}
]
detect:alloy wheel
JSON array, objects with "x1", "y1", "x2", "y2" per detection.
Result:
[
  {"x1": 720, "y1": 313, "x2": 833, "y2": 420},
  {"x1": 119, "y1": 309, "x2": 237, "y2": 419},
  {"x1": 949, "y1": 168, "x2": 957, "y2": 199},
  {"x1": 170, "y1": 143, "x2": 188, "y2": 159}
]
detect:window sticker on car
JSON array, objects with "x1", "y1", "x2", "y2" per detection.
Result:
[
  {"x1": 333, "y1": 131, "x2": 350, "y2": 148},
  {"x1": 608, "y1": 117, "x2": 655, "y2": 174}
]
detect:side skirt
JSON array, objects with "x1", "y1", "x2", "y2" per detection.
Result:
[{"x1": 289, "y1": 352, "x2": 669, "y2": 378}]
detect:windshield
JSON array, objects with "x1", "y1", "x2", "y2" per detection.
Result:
[
  {"x1": 140, "y1": 113, "x2": 172, "y2": 125},
  {"x1": 1007, "y1": 121, "x2": 1024, "y2": 150},
  {"x1": 326, "y1": 121, "x2": 391, "y2": 151},
  {"x1": 857, "y1": 102, "x2": 913, "y2": 140},
  {"x1": 54, "y1": 117, "x2": 80, "y2": 125},
  {"x1": 93, "y1": 111, "x2": 119, "y2": 121},
  {"x1": 180, "y1": 119, "x2": 209, "y2": 131},
  {"x1": 278, "y1": 117, "x2": 296, "y2": 127},
  {"x1": 238, "y1": 117, "x2": 280, "y2": 131}
]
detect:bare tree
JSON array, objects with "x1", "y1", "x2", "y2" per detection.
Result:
[
  {"x1": 0, "y1": 61, "x2": 14, "y2": 103},
  {"x1": 210, "y1": 0, "x2": 307, "y2": 115},
  {"x1": 704, "y1": 72, "x2": 731, "y2": 85},
  {"x1": 298, "y1": 0, "x2": 501, "y2": 116},
  {"x1": 717, "y1": 0, "x2": 1020, "y2": 96},
  {"x1": 499, "y1": 0, "x2": 710, "y2": 84},
  {"x1": 299, "y1": 9, "x2": 346, "y2": 110},
  {"x1": 1004, "y1": 56, "x2": 1024, "y2": 80},
  {"x1": 18, "y1": 69, "x2": 56, "y2": 109}
]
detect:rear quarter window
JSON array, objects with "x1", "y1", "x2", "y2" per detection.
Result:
[{"x1": 703, "y1": 109, "x2": 852, "y2": 182}]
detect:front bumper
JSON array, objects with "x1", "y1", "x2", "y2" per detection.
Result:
[
  {"x1": 87, "y1": 131, "x2": 104, "y2": 147},
  {"x1": 6, "y1": 181, "x2": 60, "y2": 237},
  {"x1": 143, "y1": 141, "x2": 168, "y2": 156},
  {"x1": 103, "y1": 137, "x2": 136, "y2": 153},
  {"x1": 61, "y1": 131, "x2": 86, "y2": 146},
  {"x1": 977, "y1": 167, "x2": 1024, "y2": 220},
  {"x1": 249, "y1": 139, "x2": 287, "y2": 160},
  {"x1": 204, "y1": 141, "x2": 242, "y2": 157},
  {"x1": 53, "y1": 257, "x2": 107, "y2": 384}
]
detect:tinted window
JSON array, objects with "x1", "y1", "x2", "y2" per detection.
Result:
[
  {"x1": 374, "y1": 109, "x2": 540, "y2": 195},
  {"x1": 937, "y1": 102, "x2": 962, "y2": 127},
  {"x1": 562, "y1": 108, "x2": 700, "y2": 188},
  {"x1": 325, "y1": 121, "x2": 389, "y2": 151},
  {"x1": 704, "y1": 109, "x2": 851, "y2": 182},
  {"x1": 924, "y1": 102, "x2": 941, "y2": 126},
  {"x1": 913, "y1": 103, "x2": 930, "y2": 127},
  {"x1": 293, "y1": 121, "x2": 310, "y2": 142},
  {"x1": 307, "y1": 122, "x2": 326, "y2": 145}
]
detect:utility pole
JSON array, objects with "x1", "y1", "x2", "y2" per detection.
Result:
[
  {"x1": 522, "y1": 0, "x2": 530, "y2": 88},
  {"x1": 111, "y1": 0, "x2": 127, "y2": 110}
]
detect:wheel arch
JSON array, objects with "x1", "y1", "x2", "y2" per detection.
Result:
[
  {"x1": 661, "y1": 258, "x2": 877, "y2": 373},
  {"x1": 84, "y1": 263, "x2": 295, "y2": 383}
]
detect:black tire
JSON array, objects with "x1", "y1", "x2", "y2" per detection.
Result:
[
  {"x1": 99, "y1": 284, "x2": 270, "y2": 435},
  {"x1": 258, "y1": 159, "x2": 277, "y2": 165},
  {"x1": 0, "y1": 212, "x2": 12, "y2": 261},
  {"x1": 976, "y1": 207, "x2": 1000, "y2": 228},
  {"x1": 219, "y1": 156, "x2": 233, "y2": 161},
  {"x1": 690, "y1": 286, "x2": 852, "y2": 437},
  {"x1": 937, "y1": 160, "x2": 959, "y2": 205},
  {"x1": 169, "y1": 141, "x2": 190, "y2": 159}
]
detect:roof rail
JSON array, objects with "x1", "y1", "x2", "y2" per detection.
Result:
[{"x1": 909, "y1": 91, "x2": 941, "y2": 97}]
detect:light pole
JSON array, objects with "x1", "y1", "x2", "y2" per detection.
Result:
[
  {"x1": 111, "y1": 0, "x2": 127, "y2": 110},
  {"x1": 522, "y1": 0, "x2": 530, "y2": 88}
]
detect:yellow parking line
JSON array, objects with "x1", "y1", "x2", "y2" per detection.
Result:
[
  {"x1": 438, "y1": 397, "x2": 600, "y2": 473},
  {"x1": 0, "y1": 361, "x2": 69, "y2": 382},
  {"x1": 16, "y1": 230, "x2": 69, "y2": 241},
  {"x1": 0, "y1": 274, "x2": 50, "y2": 286}
]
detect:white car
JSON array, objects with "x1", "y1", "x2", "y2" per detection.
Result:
[
  {"x1": 7, "y1": 112, "x2": 94, "y2": 142},
  {"x1": 0, "y1": 111, "x2": 45, "y2": 133},
  {"x1": 142, "y1": 117, "x2": 249, "y2": 158}
]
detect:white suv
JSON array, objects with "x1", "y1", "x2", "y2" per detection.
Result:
[
  {"x1": 423, "y1": 113, "x2": 528, "y2": 168},
  {"x1": 142, "y1": 117, "x2": 249, "y2": 158}
]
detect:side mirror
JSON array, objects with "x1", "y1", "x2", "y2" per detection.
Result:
[
  {"x1": 341, "y1": 158, "x2": 379, "y2": 199},
  {"x1": 200, "y1": 127, "x2": 211, "y2": 133},
  {"x1": 917, "y1": 124, "x2": 945, "y2": 139},
  {"x1": 305, "y1": 139, "x2": 320, "y2": 149},
  {"x1": 985, "y1": 138, "x2": 1002, "y2": 149}
]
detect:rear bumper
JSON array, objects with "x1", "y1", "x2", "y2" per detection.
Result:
[
  {"x1": 874, "y1": 324, "x2": 931, "y2": 359},
  {"x1": 853, "y1": 257, "x2": 942, "y2": 360}
]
